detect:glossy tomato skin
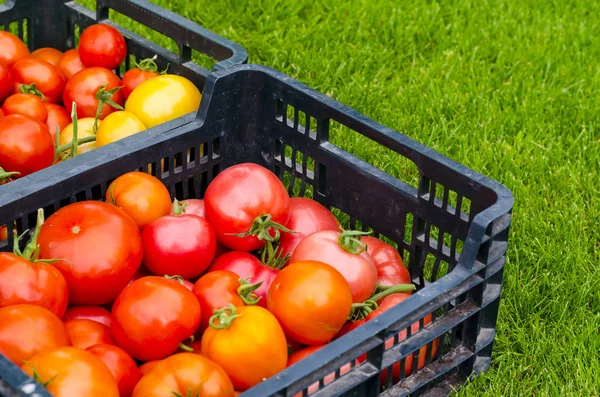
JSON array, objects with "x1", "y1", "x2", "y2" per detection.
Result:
[
  {"x1": 31, "y1": 47, "x2": 63, "y2": 66},
  {"x1": 279, "y1": 198, "x2": 340, "y2": 258},
  {"x1": 201, "y1": 305, "x2": 288, "y2": 391},
  {"x1": 0, "y1": 114, "x2": 54, "y2": 177},
  {"x1": 11, "y1": 57, "x2": 67, "y2": 103},
  {"x1": 2, "y1": 93, "x2": 47, "y2": 122},
  {"x1": 96, "y1": 110, "x2": 146, "y2": 147},
  {"x1": 65, "y1": 319, "x2": 115, "y2": 349},
  {"x1": 111, "y1": 276, "x2": 201, "y2": 361},
  {"x1": 63, "y1": 305, "x2": 112, "y2": 326},
  {"x1": 57, "y1": 49, "x2": 85, "y2": 79},
  {"x1": 133, "y1": 353, "x2": 234, "y2": 397},
  {"x1": 37, "y1": 201, "x2": 143, "y2": 305},
  {"x1": 87, "y1": 344, "x2": 141, "y2": 397},
  {"x1": 122, "y1": 68, "x2": 159, "y2": 99},
  {"x1": 0, "y1": 63, "x2": 13, "y2": 103},
  {"x1": 362, "y1": 236, "x2": 411, "y2": 288},
  {"x1": 63, "y1": 67, "x2": 123, "y2": 119},
  {"x1": 291, "y1": 230, "x2": 378, "y2": 303},
  {"x1": 0, "y1": 252, "x2": 68, "y2": 317},
  {"x1": 268, "y1": 260, "x2": 353, "y2": 345},
  {"x1": 21, "y1": 346, "x2": 120, "y2": 397},
  {"x1": 138, "y1": 360, "x2": 161, "y2": 376},
  {"x1": 205, "y1": 163, "x2": 291, "y2": 251},
  {"x1": 79, "y1": 24, "x2": 127, "y2": 70},
  {"x1": 0, "y1": 31, "x2": 29, "y2": 67},
  {"x1": 208, "y1": 251, "x2": 278, "y2": 308},
  {"x1": 0, "y1": 304, "x2": 70, "y2": 366},
  {"x1": 107, "y1": 172, "x2": 172, "y2": 230},
  {"x1": 142, "y1": 213, "x2": 216, "y2": 279},
  {"x1": 44, "y1": 103, "x2": 70, "y2": 140}
]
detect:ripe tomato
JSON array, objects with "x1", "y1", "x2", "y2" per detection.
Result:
[
  {"x1": 63, "y1": 305, "x2": 112, "y2": 326},
  {"x1": 63, "y1": 67, "x2": 123, "y2": 119},
  {"x1": 96, "y1": 110, "x2": 146, "y2": 147},
  {"x1": 121, "y1": 60, "x2": 160, "y2": 99},
  {"x1": 87, "y1": 344, "x2": 141, "y2": 397},
  {"x1": 362, "y1": 236, "x2": 411, "y2": 288},
  {"x1": 11, "y1": 57, "x2": 67, "y2": 103},
  {"x1": 205, "y1": 163, "x2": 291, "y2": 251},
  {"x1": 132, "y1": 353, "x2": 234, "y2": 397},
  {"x1": 202, "y1": 305, "x2": 287, "y2": 391},
  {"x1": 125, "y1": 74, "x2": 201, "y2": 128},
  {"x1": 0, "y1": 304, "x2": 69, "y2": 366},
  {"x1": 0, "y1": 63, "x2": 13, "y2": 103},
  {"x1": 111, "y1": 276, "x2": 201, "y2": 361},
  {"x1": 57, "y1": 49, "x2": 85, "y2": 79},
  {"x1": 139, "y1": 360, "x2": 161, "y2": 376},
  {"x1": 268, "y1": 260, "x2": 353, "y2": 345},
  {"x1": 208, "y1": 251, "x2": 279, "y2": 308},
  {"x1": 0, "y1": 114, "x2": 54, "y2": 177},
  {"x1": 2, "y1": 93, "x2": 47, "y2": 122},
  {"x1": 106, "y1": 172, "x2": 172, "y2": 230},
  {"x1": 37, "y1": 201, "x2": 143, "y2": 305},
  {"x1": 31, "y1": 47, "x2": 63, "y2": 66},
  {"x1": 0, "y1": 225, "x2": 7, "y2": 240},
  {"x1": 79, "y1": 24, "x2": 127, "y2": 70},
  {"x1": 65, "y1": 318, "x2": 115, "y2": 349},
  {"x1": 57, "y1": 117, "x2": 99, "y2": 160},
  {"x1": 44, "y1": 103, "x2": 71, "y2": 140},
  {"x1": 291, "y1": 230, "x2": 378, "y2": 303},
  {"x1": 0, "y1": 31, "x2": 29, "y2": 67},
  {"x1": 279, "y1": 197, "x2": 340, "y2": 259},
  {"x1": 21, "y1": 346, "x2": 119, "y2": 397},
  {"x1": 171, "y1": 198, "x2": 205, "y2": 217}
]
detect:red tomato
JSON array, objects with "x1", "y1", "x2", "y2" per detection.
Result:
[
  {"x1": 267, "y1": 261, "x2": 353, "y2": 345},
  {"x1": 63, "y1": 305, "x2": 112, "y2": 326},
  {"x1": 79, "y1": 24, "x2": 127, "y2": 70},
  {"x1": 0, "y1": 31, "x2": 29, "y2": 67},
  {"x1": 0, "y1": 304, "x2": 69, "y2": 366},
  {"x1": 171, "y1": 198, "x2": 205, "y2": 217},
  {"x1": 111, "y1": 276, "x2": 201, "y2": 361},
  {"x1": 44, "y1": 103, "x2": 70, "y2": 140},
  {"x1": 65, "y1": 318, "x2": 115, "y2": 349},
  {"x1": 0, "y1": 114, "x2": 54, "y2": 177},
  {"x1": 57, "y1": 49, "x2": 85, "y2": 79},
  {"x1": 21, "y1": 346, "x2": 120, "y2": 397},
  {"x1": 132, "y1": 353, "x2": 234, "y2": 397},
  {"x1": 205, "y1": 163, "x2": 291, "y2": 251},
  {"x1": 87, "y1": 344, "x2": 141, "y2": 397},
  {"x1": 208, "y1": 251, "x2": 279, "y2": 308},
  {"x1": 291, "y1": 230, "x2": 378, "y2": 303},
  {"x1": 0, "y1": 63, "x2": 13, "y2": 103},
  {"x1": 11, "y1": 57, "x2": 67, "y2": 103},
  {"x1": 201, "y1": 305, "x2": 288, "y2": 391},
  {"x1": 362, "y1": 236, "x2": 411, "y2": 288},
  {"x1": 139, "y1": 360, "x2": 161, "y2": 376},
  {"x1": 31, "y1": 47, "x2": 63, "y2": 66},
  {"x1": 63, "y1": 67, "x2": 123, "y2": 119},
  {"x1": 279, "y1": 198, "x2": 340, "y2": 259},
  {"x1": 142, "y1": 207, "x2": 217, "y2": 279},
  {"x1": 2, "y1": 93, "x2": 47, "y2": 122},
  {"x1": 121, "y1": 57, "x2": 161, "y2": 99},
  {"x1": 37, "y1": 201, "x2": 143, "y2": 305}
]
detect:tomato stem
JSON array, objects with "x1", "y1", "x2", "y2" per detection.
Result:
[
  {"x1": 347, "y1": 283, "x2": 416, "y2": 322},
  {"x1": 237, "y1": 277, "x2": 263, "y2": 305},
  {"x1": 0, "y1": 167, "x2": 19, "y2": 184},
  {"x1": 208, "y1": 303, "x2": 241, "y2": 329},
  {"x1": 19, "y1": 83, "x2": 44, "y2": 100},
  {"x1": 164, "y1": 275, "x2": 186, "y2": 287},
  {"x1": 178, "y1": 342, "x2": 194, "y2": 352},
  {"x1": 93, "y1": 84, "x2": 124, "y2": 134},
  {"x1": 338, "y1": 229, "x2": 372, "y2": 255},
  {"x1": 229, "y1": 214, "x2": 296, "y2": 244},
  {"x1": 27, "y1": 363, "x2": 56, "y2": 387},
  {"x1": 259, "y1": 240, "x2": 289, "y2": 269},
  {"x1": 172, "y1": 199, "x2": 187, "y2": 216},
  {"x1": 136, "y1": 55, "x2": 159, "y2": 72},
  {"x1": 54, "y1": 103, "x2": 97, "y2": 163}
]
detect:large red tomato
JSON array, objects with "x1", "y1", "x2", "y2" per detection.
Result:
[
  {"x1": 0, "y1": 63, "x2": 13, "y2": 103},
  {"x1": 65, "y1": 318, "x2": 115, "y2": 349},
  {"x1": 0, "y1": 31, "x2": 29, "y2": 67},
  {"x1": 57, "y1": 49, "x2": 85, "y2": 79},
  {"x1": 63, "y1": 305, "x2": 112, "y2": 326},
  {"x1": 11, "y1": 57, "x2": 67, "y2": 103},
  {"x1": 44, "y1": 103, "x2": 71, "y2": 140},
  {"x1": 204, "y1": 163, "x2": 291, "y2": 251},
  {"x1": 291, "y1": 230, "x2": 378, "y2": 303},
  {"x1": 79, "y1": 24, "x2": 127, "y2": 70},
  {"x1": 63, "y1": 67, "x2": 123, "y2": 119},
  {"x1": 87, "y1": 344, "x2": 141, "y2": 397},
  {"x1": 362, "y1": 236, "x2": 411, "y2": 288},
  {"x1": 0, "y1": 114, "x2": 54, "y2": 177},
  {"x1": 2, "y1": 93, "x2": 47, "y2": 122},
  {"x1": 0, "y1": 304, "x2": 70, "y2": 366},
  {"x1": 279, "y1": 198, "x2": 340, "y2": 259},
  {"x1": 37, "y1": 201, "x2": 143, "y2": 305},
  {"x1": 111, "y1": 276, "x2": 201, "y2": 361}
]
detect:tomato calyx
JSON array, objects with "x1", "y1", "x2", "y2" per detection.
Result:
[
  {"x1": 347, "y1": 283, "x2": 416, "y2": 322},
  {"x1": 164, "y1": 275, "x2": 187, "y2": 286},
  {"x1": 172, "y1": 199, "x2": 187, "y2": 216},
  {"x1": 259, "y1": 240, "x2": 289, "y2": 269},
  {"x1": 19, "y1": 83, "x2": 45, "y2": 100},
  {"x1": 0, "y1": 166, "x2": 19, "y2": 184},
  {"x1": 237, "y1": 277, "x2": 263, "y2": 305},
  {"x1": 54, "y1": 103, "x2": 97, "y2": 163},
  {"x1": 178, "y1": 335, "x2": 195, "y2": 352},
  {"x1": 230, "y1": 214, "x2": 296, "y2": 245},
  {"x1": 208, "y1": 303, "x2": 242, "y2": 329},
  {"x1": 171, "y1": 386, "x2": 200, "y2": 397},
  {"x1": 338, "y1": 229, "x2": 372, "y2": 255},
  {"x1": 27, "y1": 364, "x2": 57, "y2": 387},
  {"x1": 93, "y1": 84, "x2": 124, "y2": 133},
  {"x1": 136, "y1": 55, "x2": 169, "y2": 75}
]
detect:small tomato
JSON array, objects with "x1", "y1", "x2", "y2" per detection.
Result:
[{"x1": 96, "y1": 110, "x2": 146, "y2": 147}]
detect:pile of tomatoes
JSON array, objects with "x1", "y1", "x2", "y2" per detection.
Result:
[
  {"x1": 0, "y1": 24, "x2": 201, "y2": 185},
  {"x1": 0, "y1": 163, "x2": 438, "y2": 397}
]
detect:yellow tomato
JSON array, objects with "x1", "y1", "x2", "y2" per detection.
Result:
[
  {"x1": 125, "y1": 75, "x2": 201, "y2": 128},
  {"x1": 58, "y1": 118, "x2": 98, "y2": 159},
  {"x1": 96, "y1": 111, "x2": 146, "y2": 147}
]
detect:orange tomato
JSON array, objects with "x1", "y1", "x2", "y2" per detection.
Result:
[
  {"x1": 106, "y1": 172, "x2": 172, "y2": 230},
  {"x1": 133, "y1": 353, "x2": 234, "y2": 397},
  {"x1": 267, "y1": 260, "x2": 353, "y2": 345},
  {"x1": 0, "y1": 304, "x2": 69, "y2": 366},
  {"x1": 2, "y1": 93, "x2": 47, "y2": 122},
  {"x1": 44, "y1": 103, "x2": 71, "y2": 140},
  {"x1": 21, "y1": 346, "x2": 119, "y2": 397},
  {"x1": 87, "y1": 344, "x2": 141, "y2": 397},
  {"x1": 0, "y1": 31, "x2": 29, "y2": 67},
  {"x1": 201, "y1": 305, "x2": 287, "y2": 391},
  {"x1": 57, "y1": 49, "x2": 85, "y2": 79},
  {"x1": 139, "y1": 360, "x2": 161, "y2": 376},
  {"x1": 31, "y1": 47, "x2": 63, "y2": 66},
  {"x1": 65, "y1": 318, "x2": 115, "y2": 349}
]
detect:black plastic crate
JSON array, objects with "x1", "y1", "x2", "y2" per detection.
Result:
[{"x1": 0, "y1": 64, "x2": 513, "y2": 397}]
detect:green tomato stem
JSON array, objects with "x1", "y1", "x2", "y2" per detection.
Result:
[
  {"x1": 347, "y1": 283, "x2": 416, "y2": 322},
  {"x1": 337, "y1": 228, "x2": 372, "y2": 255},
  {"x1": 208, "y1": 303, "x2": 241, "y2": 329},
  {"x1": 237, "y1": 277, "x2": 263, "y2": 305}
]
